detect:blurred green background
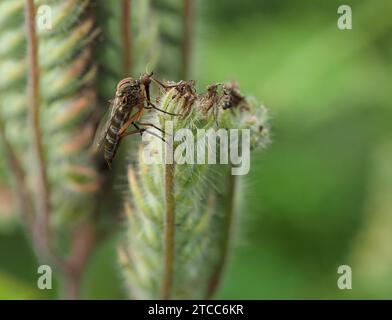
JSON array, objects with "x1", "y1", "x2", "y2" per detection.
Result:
[{"x1": 1, "y1": 0, "x2": 392, "y2": 299}]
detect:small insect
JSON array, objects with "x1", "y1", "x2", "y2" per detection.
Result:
[
  {"x1": 221, "y1": 82, "x2": 247, "y2": 110},
  {"x1": 202, "y1": 83, "x2": 222, "y2": 125},
  {"x1": 171, "y1": 80, "x2": 197, "y2": 117},
  {"x1": 93, "y1": 72, "x2": 172, "y2": 168},
  {"x1": 153, "y1": 79, "x2": 197, "y2": 117}
]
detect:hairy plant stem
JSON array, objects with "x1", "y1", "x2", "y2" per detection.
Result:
[
  {"x1": 25, "y1": 0, "x2": 52, "y2": 257},
  {"x1": 24, "y1": 1, "x2": 98, "y2": 299},
  {"x1": 64, "y1": 221, "x2": 97, "y2": 299},
  {"x1": 64, "y1": 272, "x2": 80, "y2": 300},
  {"x1": 121, "y1": 84, "x2": 269, "y2": 299},
  {"x1": 121, "y1": 0, "x2": 132, "y2": 75},
  {"x1": 182, "y1": 0, "x2": 193, "y2": 79},
  {"x1": 206, "y1": 171, "x2": 237, "y2": 299},
  {"x1": 161, "y1": 163, "x2": 176, "y2": 299}
]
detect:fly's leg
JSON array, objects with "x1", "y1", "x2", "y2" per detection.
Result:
[
  {"x1": 151, "y1": 76, "x2": 178, "y2": 90},
  {"x1": 144, "y1": 100, "x2": 180, "y2": 116},
  {"x1": 133, "y1": 122, "x2": 166, "y2": 143},
  {"x1": 119, "y1": 128, "x2": 145, "y2": 138},
  {"x1": 118, "y1": 106, "x2": 144, "y2": 136},
  {"x1": 135, "y1": 121, "x2": 166, "y2": 135},
  {"x1": 132, "y1": 122, "x2": 143, "y2": 136},
  {"x1": 120, "y1": 123, "x2": 166, "y2": 143},
  {"x1": 143, "y1": 73, "x2": 180, "y2": 116},
  {"x1": 118, "y1": 118, "x2": 133, "y2": 137}
]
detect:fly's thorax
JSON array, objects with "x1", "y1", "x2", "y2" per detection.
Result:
[
  {"x1": 115, "y1": 77, "x2": 143, "y2": 107},
  {"x1": 116, "y1": 77, "x2": 140, "y2": 92}
]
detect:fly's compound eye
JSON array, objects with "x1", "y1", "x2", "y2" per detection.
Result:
[{"x1": 140, "y1": 73, "x2": 152, "y2": 87}]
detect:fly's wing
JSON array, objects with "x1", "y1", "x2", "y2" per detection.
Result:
[{"x1": 92, "y1": 100, "x2": 116, "y2": 153}]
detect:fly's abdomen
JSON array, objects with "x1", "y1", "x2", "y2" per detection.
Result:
[
  {"x1": 104, "y1": 115, "x2": 124, "y2": 165},
  {"x1": 104, "y1": 128, "x2": 119, "y2": 162}
]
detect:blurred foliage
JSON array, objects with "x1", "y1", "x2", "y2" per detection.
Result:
[
  {"x1": 1, "y1": 0, "x2": 391, "y2": 299},
  {"x1": 198, "y1": 0, "x2": 392, "y2": 299}
]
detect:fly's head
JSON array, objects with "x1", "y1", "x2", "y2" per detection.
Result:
[{"x1": 140, "y1": 72, "x2": 153, "y2": 89}]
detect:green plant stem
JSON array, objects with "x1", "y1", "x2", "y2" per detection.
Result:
[
  {"x1": 64, "y1": 221, "x2": 97, "y2": 299},
  {"x1": 206, "y1": 171, "x2": 237, "y2": 299},
  {"x1": 25, "y1": 1, "x2": 93, "y2": 299},
  {"x1": 25, "y1": 0, "x2": 52, "y2": 256},
  {"x1": 122, "y1": 0, "x2": 132, "y2": 75},
  {"x1": 63, "y1": 271, "x2": 80, "y2": 300},
  {"x1": 182, "y1": 0, "x2": 193, "y2": 79},
  {"x1": 161, "y1": 163, "x2": 175, "y2": 299}
]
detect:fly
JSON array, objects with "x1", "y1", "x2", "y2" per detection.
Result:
[{"x1": 92, "y1": 72, "x2": 174, "y2": 168}]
